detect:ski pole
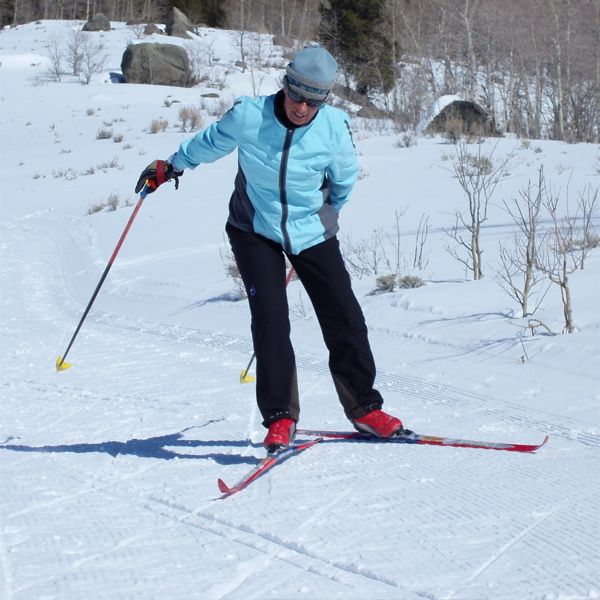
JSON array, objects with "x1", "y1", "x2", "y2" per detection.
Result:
[
  {"x1": 56, "y1": 185, "x2": 150, "y2": 371},
  {"x1": 240, "y1": 266, "x2": 295, "y2": 384}
]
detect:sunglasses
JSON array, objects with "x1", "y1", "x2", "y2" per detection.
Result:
[{"x1": 285, "y1": 85, "x2": 327, "y2": 108}]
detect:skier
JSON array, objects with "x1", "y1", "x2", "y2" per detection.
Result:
[{"x1": 135, "y1": 45, "x2": 404, "y2": 452}]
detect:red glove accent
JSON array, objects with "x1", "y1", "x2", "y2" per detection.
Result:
[{"x1": 135, "y1": 160, "x2": 182, "y2": 194}]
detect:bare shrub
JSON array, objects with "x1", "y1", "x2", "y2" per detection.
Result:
[
  {"x1": 374, "y1": 274, "x2": 397, "y2": 293},
  {"x1": 87, "y1": 193, "x2": 129, "y2": 215},
  {"x1": 128, "y1": 23, "x2": 146, "y2": 40},
  {"x1": 343, "y1": 208, "x2": 430, "y2": 287},
  {"x1": 446, "y1": 141, "x2": 514, "y2": 279},
  {"x1": 87, "y1": 201, "x2": 106, "y2": 215},
  {"x1": 80, "y1": 36, "x2": 109, "y2": 84},
  {"x1": 582, "y1": 232, "x2": 600, "y2": 249},
  {"x1": 464, "y1": 153, "x2": 493, "y2": 175},
  {"x1": 178, "y1": 105, "x2": 204, "y2": 131},
  {"x1": 534, "y1": 180, "x2": 597, "y2": 333},
  {"x1": 201, "y1": 97, "x2": 230, "y2": 118},
  {"x1": 65, "y1": 29, "x2": 84, "y2": 76},
  {"x1": 413, "y1": 213, "x2": 430, "y2": 271},
  {"x1": 343, "y1": 227, "x2": 391, "y2": 278},
  {"x1": 96, "y1": 128, "x2": 113, "y2": 140},
  {"x1": 149, "y1": 119, "x2": 169, "y2": 134},
  {"x1": 572, "y1": 185, "x2": 599, "y2": 268},
  {"x1": 45, "y1": 34, "x2": 63, "y2": 81},
  {"x1": 235, "y1": 31, "x2": 274, "y2": 95},
  {"x1": 106, "y1": 193, "x2": 120, "y2": 211},
  {"x1": 398, "y1": 275, "x2": 425, "y2": 288},
  {"x1": 186, "y1": 39, "x2": 211, "y2": 83},
  {"x1": 497, "y1": 167, "x2": 547, "y2": 317},
  {"x1": 395, "y1": 129, "x2": 417, "y2": 148},
  {"x1": 96, "y1": 157, "x2": 121, "y2": 171},
  {"x1": 51, "y1": 168, "x2": 77, "y2": 180},
  {"x1": 205, "y1": 68, "x2": 226, "y2": 90}
]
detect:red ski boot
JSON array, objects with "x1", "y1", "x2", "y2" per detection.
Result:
[
  {"x1": 263, "y1": 418, "x2": 296, "y2": 453},
  {"x1": 353, "y1": 409, "x2": 404, "y2": 438}
]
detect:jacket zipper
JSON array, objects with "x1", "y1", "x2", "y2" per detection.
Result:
[{"x1": 279, "y1": 128, "x2": 294, "y2": 254}]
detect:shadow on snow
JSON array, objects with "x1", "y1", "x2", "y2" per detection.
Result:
[{"x1": 0, "y1": 425, "x2": 261, "y2": 465}]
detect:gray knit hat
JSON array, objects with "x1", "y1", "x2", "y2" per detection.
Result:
[{"x1": 285, "y1": 46, "x2": 337, "y2": 101}]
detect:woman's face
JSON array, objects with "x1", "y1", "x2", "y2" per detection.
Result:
[{"x1": 283, "y1": 89, "x2": 320, "y2": 126}]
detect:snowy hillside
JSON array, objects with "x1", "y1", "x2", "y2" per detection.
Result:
[{"x1": 1, "y1": 20, "x2": 599, "y2": 600}]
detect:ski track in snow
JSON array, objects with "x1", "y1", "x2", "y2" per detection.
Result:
[
  {"x1": 147, "y1": 495, "x2": 421, "y2": 598},
  {"x1": 0, "y1": 523, "x2": 14, "y2": 600},
  {"x1": 442, "y1": 497, "x2": 568, "y2": 600}
]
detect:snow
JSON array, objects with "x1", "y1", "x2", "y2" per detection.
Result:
[{"x1": 1, "y1": 20, "x2": 599, "y2": 600}]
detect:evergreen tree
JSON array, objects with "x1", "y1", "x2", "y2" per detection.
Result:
[
  {"x1": 171, "y1": 0, "x2": 226, "y2": 27},
  {"x1": 319, "y1": 0, "x2": 396, "y2": 96}
]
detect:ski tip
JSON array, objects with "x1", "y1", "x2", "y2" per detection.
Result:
[
  {"x1": 520, "y1": 434, "x2": 549, "y2": 452},
  {"x1": 217, "y1": 478, "x2": 235, "y2": 495}
]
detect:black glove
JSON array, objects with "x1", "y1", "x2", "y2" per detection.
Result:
[{"x1": 135, "y1": 160, "x2": 183, "y2": 194}]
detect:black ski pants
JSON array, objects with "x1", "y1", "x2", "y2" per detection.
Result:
[{"x1": 226, "y1": 223, "x2": 384, "y2": 427}]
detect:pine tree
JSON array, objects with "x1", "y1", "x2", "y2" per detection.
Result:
[
  {"x1": 319, "y1": 0, "x2": 396, "y2": 96},
  {"x1": 171, "y1": 0, "x2": 226, "y2": 27}
]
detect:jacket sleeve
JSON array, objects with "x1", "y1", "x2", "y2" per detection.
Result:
[
  {"x1": 325, "y1": 115, "x2": 359, "y2": 212},
  {"x1": 168, "y1": 98, "x2": 247, "y2": 171}
]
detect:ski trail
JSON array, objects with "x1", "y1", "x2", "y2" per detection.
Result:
[
  {"x1": 11, "y1": 488, "x2": 218, "y2": 597},
  {"x1": 5, "y1": 462, "x2": 157, "y2": 520},
  {"x1": 149, "y1": 495, "x2": 424, "y2": 598},
  {"x1": 443, "y1": 497, "x2": 570, "y2": 600},
  {"x1": 0, "y1": 521, "x2": 14, "y2": 600},
  {"x1": 222, "y1": 488, "x2": 353, "y2": 597},
  {"x1": 203, "y1": 554, "x2": 285, "y2": 599}
]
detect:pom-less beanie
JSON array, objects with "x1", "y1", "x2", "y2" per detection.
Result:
[{"x1": 285, "y1": 46, "x2": 338, "y2": 101}]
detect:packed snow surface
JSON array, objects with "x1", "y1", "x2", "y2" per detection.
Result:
[{"x1": 1, "y1": 20, "x2": 599, "y2": 600}]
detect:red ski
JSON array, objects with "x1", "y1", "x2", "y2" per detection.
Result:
[
  {"x1": 218, "y1": 438, "x2": 322, "y2": 498},
  {"x1": 296, "y1": 429, "x2": 548, "y2": 453}
]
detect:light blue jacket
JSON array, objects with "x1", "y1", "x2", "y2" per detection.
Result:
[{"x1": 169, "y1": 93, "x2": 358, "y2": 254}]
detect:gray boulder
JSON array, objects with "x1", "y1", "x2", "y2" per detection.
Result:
[
  {"x1": 165, "y1": 7, "x2": 193, "y2": 39},
  {"x1": 121, "y1": 43, "x2": 191, "y2": 87},
  {"x1": 425, "y1": 100, "x2": 498, "y2": 138},
  {"x1": 82, "y1": 13, "x2": 111, "y2": 32}
]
